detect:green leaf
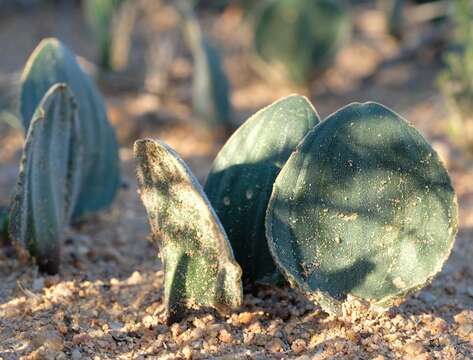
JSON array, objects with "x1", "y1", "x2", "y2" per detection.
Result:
[
  {"x1": 205, "y1": 94, "x2": 320, "y2": 284},
  {"x1": 21, "y1": 38, "x2": 121, "y2": 218},
  {"x1": 266, "y1": 102, "x2": 458, "y2": 314},
  {"x1": 179, "y1": 2, "x2": 232, "y2": 126},
  {"x1": 135, "y1": 139, "x2": 242, "y2": 324},
  {"x1": 254, "y1": 0, "x2": 350, "y2": 84},
  {"x1": 83, "y1": 0, "x2": 128, "y2": 71},
  {"x1": 9, "y1": 84, "x2": 83, "y2": 274}
]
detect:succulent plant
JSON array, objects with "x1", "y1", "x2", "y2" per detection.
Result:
[
  {"x1": 0, "y1": 207, "x2": 9, "y2": 244},
  {"x1": 86, "y1": 0, "x2": 233, "y2": 126},
  {"x1": 178, "y1": 1, "x2": 232, "y2": 126},
  {"x1": 9, "y1": 84, "x2": 82, "y2": 274},
  {"x1": 266, "y1": 102, "x2": 458, "y2": 314},
  {"x1": 380, "y1": 0, "x2": 447, "y2": 40},
  {"x1": 186, "y1": 0, "x2": 255, "y2": 14},
  {"x1": 134, "y1": 139, "x2": 242, "y2": 324},
  {"x1": 0, "y1": 72, "x2": 22, "y2": 129},
  {"x1": 253, "y1": 0, "x2": 350, "y2": 84},
  {"x1": 381, "y1": 0, "x2": 405, "y2": 40},
  {"x1": 204, "y1": 95, "x2": 320, "y2": 284},
  {"x1": 21, "y1": 38, "x2": 120, "y2": 219},
  {"x1": 438, "y1": 0, "x2": 473, "y2": 153},
  {"x1": 83, "y1": 0, "x2": 136, "y2": 71},
  {"x1": 190, "y1": 38, "x2": 232, "y2": 127}
]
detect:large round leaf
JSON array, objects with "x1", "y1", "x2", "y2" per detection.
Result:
[{"x1": 266, "y1": 102, "x2": 458, "y2": 314}]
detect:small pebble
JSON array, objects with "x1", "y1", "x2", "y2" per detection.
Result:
[
  {"x1": 72, "y1": 333, "x2": 91, "y2": 345},
  {"x1": 193, "y1": 318, "x2": 206, "y2": 329},
  {"x1": 403, "y1": 342, "x2": 425, "y2": 355},
  {"x1": 33, "y1": 330, "x2": 63, "y2": 351},
  {"x1": 182, "y1": 345, "x2": 193, "y2": 359},
  {"x1": 126, "y1": 271, "x2": 142, "y2": 285},
  {"x1": 56, "y1": 321, "x2": 68, "y2": 335},
  {"x1": 345, "y1": 329, "x2": 360, "y2": 342},
  {"x1": 247, "y1": 321, "x2": 262, "y2": 334},
  {"x1": 171, "y1": 323, "x2": 183, "y2": 338},
  {"x1": 237, "y1": 312, "x2": 256, "y2": 325},
  {"x1": 291, "y1": 338, "x2": 307, "y2": 354},
  {"x1": 265, "y1": 338, "x2": 285, "y2": 353},
  {"x1": 110, "y1": 278, "x2": 120, "y2": 286},
  {"x1": 142, "y1": 315, "x2": 158, "y2": 329},
  {"x1": 454, "y1": 310, "x2": 473, "y2": 325},
  {"x1": 467, "y1": 287, "x2": 473, "y2": 298},
  {"x1": 71, "y1": 348, "x2": 82, "y2": 360},
  {"x1": 32, "y1": 277, "x2": 45, "y2": 291},
  {"x1": 218, "y1": 329, "x2": 233, "y2": 344},
  {"x1": 430, "y1": 318, "x2": 448, "y2": 334},
  {"x1": 457, "y1": 324, "x2": 473, "y2": 337}
]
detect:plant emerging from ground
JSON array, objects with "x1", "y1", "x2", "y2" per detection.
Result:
[
  {"x1": 136, "y1": 96, "x2": 457, "y2": 322},
  {"x1": 438, "y1": 0, "x2": 473, "y2": 152}
]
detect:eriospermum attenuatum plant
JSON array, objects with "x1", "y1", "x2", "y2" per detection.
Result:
[
  {"x1": 205, "y1": 95, "x2": 320, "y2": 284},
  {"x1": 9, "y1": 84, "x2": 82, "y2": 274},
  {"x1": 253, "y1": 0, "x2": 350, "y2": 83},
  {"x1": 134, "y1": 139, "x2": 242, "y2": 324},
  {"x1": 6, "y1": 37, "x2": 122, "y2": 274},
  {"x1": 266, "y1": 102, "x2": 458, "y2": 314},
  {"x1": 133, "y1": 95, "x2": 457, "y2": 319},
  {"x1": 21, "y1": 38, "x2": 121, "y2": 219}
]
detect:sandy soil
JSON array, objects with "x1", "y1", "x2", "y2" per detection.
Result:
[{"x1": 0, "y1": 3, "x2": 472, "y2": 359}]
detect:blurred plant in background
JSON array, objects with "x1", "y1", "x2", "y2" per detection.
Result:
[
  {"x1": 380, "y1": 0, "x2": 448, "y2": 41},
  {"x1": 380, "y1": 0, "x2": 405, "y2": 40},
  {"x1": 252, "y1": 0, "x2": 351, "y2": 85},
  {"x1": 9, "y1": 0, "x2": 456, "y2": 131},
  {"x1": 194, "y1": 0, "x2": 253, "y2": 13},
  {"x1": 438, "y1": 0, "x2": 473, "y2": 153},
  {"x1": 0, "y1": 0, "x2": 364, "y2": 127},
  {"x1": 177, "y1": 0, "x2": 232, "y2": 128},
  {"x1": 82, "y1": 0, "x2": 137, "y2": 72},
  {"x1": 0, "y1": 72, "x2": 21, "y2": 129},
  {"x1": 0, "y1": 0, "x2": 41, "y2": 7},
  {"x1": 82, "y1": 0, "x2": 233, "y2": 128},
  {"x1": 192, "y1": 0, "x2": 352, "y2": 110}
]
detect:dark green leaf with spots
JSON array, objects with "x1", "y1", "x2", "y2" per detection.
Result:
[
  {"x1": 9, "y1": 84, "x2": 82, "y2": 274},
  {"x1": 135, "y1": 139, "x2": 242, "y2": 324},
  {"x1": 21, "y1": 38, "x2": 120, "y2": 218},
  {"x1": 205, "y1": 95, "x2": 320, "y2": 284},
  {"x1": 266, "y1": 102, "x2": 458, "y2": 314}
]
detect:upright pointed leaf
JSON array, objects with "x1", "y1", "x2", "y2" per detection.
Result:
[
  {"x1": 205, "y1": 95, "x2": 320, "y2": 284},
  {"x1": 21, "y1": 38, "x2": 120, "y2": 218},
  {"x1": 254, "y1": 0, "x2": 350, "y2": 83},
  {"x1": 83, "y1": 0, "x2": 136, "y2": 71},
  {"x1": 135, "y1": 139, "x2": 242, "y2": 324},
  {"x1": 0, "y1": 207, "x2": 9, "y2": 245},
  {"x1": 179, "y1": 2, "x2": 232, "y2": 126},
  {"x1": 0, "y1": 71, "x2": 21, "y2": 129},
  {"x1": 9, "y1": 84, "x2": 82, "y2": 274}
]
